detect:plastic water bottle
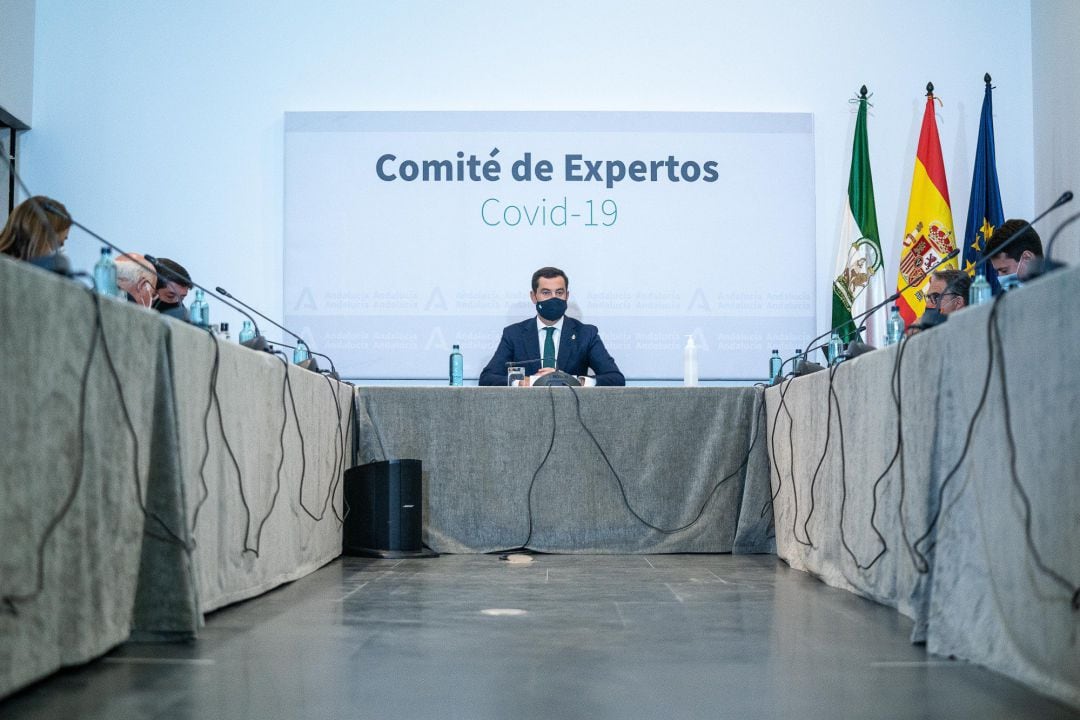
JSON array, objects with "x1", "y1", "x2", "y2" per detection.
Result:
[
  {"x1": 449, "y1": 344, "x2": 463, "y2": 386},
  {"x1": 683, "y1": 336, "x2": 699, "y2": 386},
  {"x1": 293, "y1": 340, "x2": 311, "y2": 364},
  {"x1": 93, "y1": 247, "x2": 117, "y2": 297},
  {"x1": 190, "y1": 288, "x2": 210, "y2": 328},
  {"x1": 969, "y1": 271, "x2": 992, "y2": 306},
  {"x1": 238, "y1": 320, "x2": 256, "y2": 344},
  {"x1": 827, "y1": 332, "x2": 844, "y2": 366},
  {"x1": 769, "y1": 349, "x2": 782, "y2": 383},
  {"x1": 886, "y1": 305, "x2": 904, "y2": 345}
]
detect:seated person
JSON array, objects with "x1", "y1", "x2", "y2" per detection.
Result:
[
  {"x1": 115, "y1": 253, "x2": 158, "y2": 308},
  {"x1": 0, "y1": 196, "x2": 72, "y2": 271},
  {"x1": 151, "y1": 257, "x2": 193, "y2": 320},
  {"x1": 479, "y1": 266, "x2": 625, "y2": 386},
  {"x1": 906, "y1": 269, "x2": 956, "y2": 335},
  {"x1": 935, "y1": 269, "x2": 970, "y2": 316},
  {"x1": 984, "y1": 218, "x2": 1042, "y2": 289}
]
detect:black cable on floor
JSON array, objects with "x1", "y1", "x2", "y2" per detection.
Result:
[
  {"x1": 191, "y1": 327, "x2": 222, "y2": 537},
  {"x1": 769, "y1": 373, "x2": 812, "y2": 548},
  {"x1": 1, "y1": 291, "x2": 101, "y2": 615},
  {"x1": 766, "y1": 376, "x2": 794, "y2": 515},
  {"x1": 199, "y1": 330, "x2": 253, "y2": 555},
  {"x1": 319, "y1": 373, "x2": 350, "y2": 524},
  {"x1": 910, "y1": 296, "x2": 1002, "y2": 572},
  {"x1": 515, "y1": 387, "x2": 558, "y2": 550},
  {"x1": 853, "y1": 334, "x2": 915, "y2": 572},
  {"x1": 832, "y1": 356, "x2": 885, "y2": 570},
  {"x1": 92, "y1": 291, "x2": 191, "y2": 551},
  {"x1": 282, "y1": 359, "x2": 331, "y2": 524},
  {"x1": 245, "y1": 352, "x2": 293, "y2": 556},
  {"x1": 892, "y1": 330, "x2": 929, "y2": 573},
  {"x1": 800, "y1": 362, "x2": 842, "y2": 546},
  {"x1": 988, "y1": 298, "x2": 1078, "y2": 609},
  {"x1": 568, "y1": 384, "x2": 766, "y2": 535}
]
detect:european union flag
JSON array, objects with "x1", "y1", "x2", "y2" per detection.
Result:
[{"x1": 962, "y1": 75, "x2": 1004, "y2": 294}]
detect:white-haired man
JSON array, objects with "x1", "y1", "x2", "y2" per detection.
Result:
[{"x1": 115, "y1": 253, "x2": 158, "y2": 308}]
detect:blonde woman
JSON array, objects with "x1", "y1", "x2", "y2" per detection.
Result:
[{"x1": 0, "y1": 196, "x2": 72, "y2": 261}]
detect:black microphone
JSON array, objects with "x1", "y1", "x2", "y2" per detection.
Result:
[
  {"x1": 1029, "y1": 206, "x2": 1080, "y2": 277},
  {"x1": 983, "y1": 190, "x2": 1073, "y2": 280},
  {"x1": 505, "y1": 357, "x2": 546, "y2": 368},
  {"x1": 264, "y1": 339, "x2": 341, "y2": 381},
  {"x1": 216, "y1": 286, "x2": 325, "y2": 374}
]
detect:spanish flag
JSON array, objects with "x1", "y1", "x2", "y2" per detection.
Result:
[{"x1": 897, "y1": 84, "x2": 958, "y2": 326}]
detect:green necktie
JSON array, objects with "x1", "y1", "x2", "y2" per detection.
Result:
[{"x1": 542, "y1": 326, "x2": 556, "y2": 369}]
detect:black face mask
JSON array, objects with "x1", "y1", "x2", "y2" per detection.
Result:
[{"x1": 536, "y1": 297, "x2": 567, "y2": 322}]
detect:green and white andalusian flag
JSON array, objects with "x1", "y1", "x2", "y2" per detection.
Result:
[{"x1": 832, "y1": 87, "x2": 886, "y2": 345}]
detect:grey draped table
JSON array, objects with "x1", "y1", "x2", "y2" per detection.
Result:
[
  {"x1": 0, "y1": 256, "x2": 353, "y2": 698},
  {"x1": 167, "y1": 320, "x2": 353, "y2": 615},
  {"x1": 0, "y1": 257, "x2": 192, "y2": 698},
  {"x1": 354, "y1": 386, "x2": 775, "y2": 555},
  {"x1": 766, "y1": 265, "x2": 1080, "y2": 708}
]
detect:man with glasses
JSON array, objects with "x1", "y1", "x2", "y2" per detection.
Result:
[
  {"x1": 935, "y1": 270, "x2": 970, "y2": 316},
  {"x1": 908, "y1": 269, "x2": 969, "y2": 335},
  {"x1": 478, "y1": 266, "x2": 625, "y2": 386}
]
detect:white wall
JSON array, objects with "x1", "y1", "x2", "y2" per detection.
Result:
[
  {"x1": 23, "y1": 0, "x2": 1035, "y2": 361},
  {"x1": 1032, "y1": 0, "x2": 1080, "y2": 265},
  {"x1": 0, "y1": 0, "x2": 35, "y2": 125}
]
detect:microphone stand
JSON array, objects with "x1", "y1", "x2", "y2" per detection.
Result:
[
  {"x1": 1027, "y1": 207, "x2": 1080, "y2": 278},
  {"x1": 216, "y1": 286, "x2": 325, "y2": 374},
  {"x1": 266, "y1": 339, "x2": 340, "y2": 381}
]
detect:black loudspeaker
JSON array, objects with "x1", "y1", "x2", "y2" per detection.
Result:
[{"x1": 342, "y1": 459, "x2": 438, "y2": 559}]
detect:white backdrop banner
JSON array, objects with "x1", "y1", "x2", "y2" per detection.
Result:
[{"x1": 283, "y1": 112, "x2": 815, "y2": 381}]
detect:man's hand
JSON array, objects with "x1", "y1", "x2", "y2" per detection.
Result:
[{"x1": 519, "y1": 367, "x2": 556, "y2": 387}]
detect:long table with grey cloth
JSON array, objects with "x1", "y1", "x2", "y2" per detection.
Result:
[
  {"x1": 0, "y1": 255, "x2": 353, "y2": 699},
  {"x1": 353, "y1": 386, "x2": 775, "y2": 554},
  {"x1": 765, "y1": 264, "x2": 1080, "y2": 708},
  {"x1": 166, "y1": 319, "x2": 353, "y2": 616}
]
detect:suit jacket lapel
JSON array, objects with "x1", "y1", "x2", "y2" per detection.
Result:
[
  {"x1": 524, "y1": 319, "x2": 541, "y2": 371},
  {"x1": 557, "y1": 317, "x2": 577, "y2": 371}
]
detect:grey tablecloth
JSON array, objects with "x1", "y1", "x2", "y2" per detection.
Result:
[
  {"x1": 0, "y1": 256, "x2": 353, "y2": 698},
  {"x1": 0, "y1": 257, "x2": 195, "y2": 697},
  {"x1": 766, "y1": 265, "x2": 1080, "y2": 708},
  {"x1": 354, "y1": 386, "x2": 774, "y2": 554},
  {"x1": 168, "y1": 321, "x2": 353, "y2": 613}
]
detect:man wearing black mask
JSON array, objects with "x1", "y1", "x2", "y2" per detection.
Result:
[
  {"x1": 151, "y1": 257, "x2": 193, "y2": 321},
  {"x1": 478, "y1": 266, "x2": 625, "y2": 386}
]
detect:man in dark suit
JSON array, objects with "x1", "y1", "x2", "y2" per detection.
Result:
[{"x1": 478, "y1": 266, "x2": 625, "y2": 386}]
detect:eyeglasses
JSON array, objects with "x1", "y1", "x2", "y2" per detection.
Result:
[
  {"x1": 536, "y1": 288, "x2": 567, "y2": 299},
  {"x1": 925, "y1": 292, "x2": 943, "y2": 305}
]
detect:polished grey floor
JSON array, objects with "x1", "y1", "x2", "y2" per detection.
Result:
[{"x1": 2, "y1": 554, "x2": 1077, "y2": 720}]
